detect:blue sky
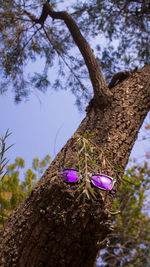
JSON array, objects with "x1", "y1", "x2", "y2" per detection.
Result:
[{"x1": 0, "y1": 88, "x2": 84, "y2": 169}]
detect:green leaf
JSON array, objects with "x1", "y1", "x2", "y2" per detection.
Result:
[
  {"x1": 87, "y1": 159, "x2": 99, "y2": 166},
  {"x1": 88, "y1": 184, "x2": 97, "y2": 200},
  {"x1": 1, "y1": 170, "x2": 8, "y2": 181},
  {"x1": 3, "y1": 144, "x2": 14, "y2": 154},
  {"x1": 110, "y1": 163, "x2": 124, "y2": 172},
  {"x1": 0, "y1": 157, "x2": 8, "y2": 165},
  {"x1": 75, "y1": 182, "x2": 85, "y2": 192}
]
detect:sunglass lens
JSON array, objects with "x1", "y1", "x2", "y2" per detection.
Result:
[
  {"x1": 61, "y1": 169, "x2": 80, "y2": 182},
  {"x1": 92, "y1": 175, "x2": 114, "y2": 190}
]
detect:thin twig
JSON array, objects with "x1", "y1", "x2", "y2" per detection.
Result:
[
  {"x1": 109, "y1": 210, "x2": 121, "y2": 215},
  {"x1": 42, "y1": 25, "x2": 87, "y2": 91},
  {"x1": 21, "y1": 25, "x2": 42, "y2": 52}
]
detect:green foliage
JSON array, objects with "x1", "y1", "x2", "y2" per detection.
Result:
[
  {"x1": 0, "y1": 129, "x2": 14, "y2": 180},
  {"x1": 75, "y1": 132, "x2": 120, "y2": 201},
  {"x1": 0, "y1": 129, "x2": 14, "y2": 227},
  {"x1": 75, "y1": 132, "x2": 98, "y2": 201},
  {"x1": 73, "y1": 0, "x2": 150, "y2": 81},
  {"x1": 97, "y1": 163, "x2": 150, "y2": 267},
  {"x1": 0, "y1": 0, "x2": 149, "y2": 108},
  {"x1": 0, "y1": 154, "x2": 51, "y2": 227}
]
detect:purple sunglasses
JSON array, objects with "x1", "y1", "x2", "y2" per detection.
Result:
[{"x1": 60, "y1": 169, "x2": 116, "y2": 194}]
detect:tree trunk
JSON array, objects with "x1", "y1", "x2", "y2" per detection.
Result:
[{"x1": 0, "y1": 65, "x2": 150, "y2": 267}]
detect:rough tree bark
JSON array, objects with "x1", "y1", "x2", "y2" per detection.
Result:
[{"x1": 0, "y1": 2, "x2": 150, "y2": 267}]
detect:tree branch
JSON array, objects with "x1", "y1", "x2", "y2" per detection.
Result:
[{"x1": 24, "y1": 1, "x2": 113, "y2": 106}]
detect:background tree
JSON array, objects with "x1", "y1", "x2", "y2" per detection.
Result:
[
  {"x1": 0, "y1": 1, "x2": 150, "y2": 266},
  {"x1": 97, "y1": 163, "x2": 150, "y2": 267},
  {"x1": 0, "y1": 155, "x2": 50, "y2": 227},
  {"x1": 0, "y1": 130, "x2": 14, "y2": 228}
]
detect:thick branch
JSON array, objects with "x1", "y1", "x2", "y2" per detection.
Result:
[{"x1": 25, "y1": 1, "x2": 112, "y2": 106}]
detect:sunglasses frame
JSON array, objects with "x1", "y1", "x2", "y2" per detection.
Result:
[{"x1": 60, "y1": 168, "x2": 116, "y2": 194}]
